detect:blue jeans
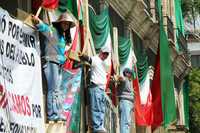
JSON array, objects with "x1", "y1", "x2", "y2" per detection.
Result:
[
  {"x1": 44, "y1": 62, "x2": 65, "y2": 120},
  {"x1": 119, "y1": 99, "x2": 133, "y2": 133},
  {"x1": 89, "y1": 86, "x2": 106, "y2": 132}
]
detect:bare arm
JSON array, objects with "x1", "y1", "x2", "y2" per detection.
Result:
[{"x1": 79, "y1": 54, "x2": 92, "y2": 64}]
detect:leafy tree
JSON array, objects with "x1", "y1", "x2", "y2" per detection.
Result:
[
  {"x1": 182, "y1": 0, "x2": 200, "y2": 17},
  {"x1": 182, "y1": 0, "x2": 200, "y2": 30},
  {"x1": 188, "y1": 68, "x2": 200, "y2": 133}
]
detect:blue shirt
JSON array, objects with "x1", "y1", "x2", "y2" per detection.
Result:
[{"x1": 37, "y1": 22, "x2": 67, "y2": 64}]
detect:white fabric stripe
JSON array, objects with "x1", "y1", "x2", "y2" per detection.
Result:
[
  {"x1": 120, "y1": 49, "x2": 134, "y2": 77},
  {"x1": 139, "y1": 71, "x2": 151, "y2": 105},
  {"x1": 102, "y1": 33, "x2": 112, "y2": 72}
]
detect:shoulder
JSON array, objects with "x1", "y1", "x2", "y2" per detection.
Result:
[
  {"x1": 91, "y1": 55, "x2": 101, "y2": 66},
  {"x1": 91, "y1": 55, "x2": 99, "y2": 61}
]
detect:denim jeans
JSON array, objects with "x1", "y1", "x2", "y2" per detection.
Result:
[
  {"x1": 119, "y1": 99, "x2": 133, "y2": 133},
  {"x1": 44, "y1": 62, "x2": 65, "y2": 120},
  {"x1": 89, "y1": 86, "x2": 106, "y2": 132}
]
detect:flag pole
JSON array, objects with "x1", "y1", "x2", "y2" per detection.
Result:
[
  {"x1": 35, "y1": 6, "x2": 42, "y2": 17},
  {"x1": 80, "y1": 0, "x2": 90, "y2": 132},
  {"x1": 112, "y1": 27, "x2": 120, "y2": 133}
]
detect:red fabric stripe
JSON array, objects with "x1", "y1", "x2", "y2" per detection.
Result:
[
  {"x1": 77, "y1": 0, "x2": 81, "y2": 17},
  {"x1": 71, "y1": 27, "x2": 79, "y2": 50},
  {"x1": 140, "y1": 91, "x2": 153, "y2": 125},
  {"x1": 63, "y1": 26, "x2": 79, "y2": 70},
  {"x1": 111, "y1": 85, "x2": 117, "y2": 106},
  {"x1": 134, "y1": 65, "x2": 153, "y2": 126},
  {"x1": 106, "y1": 60, "x2": 117, "y2": 106},
  {"x1": 151, "y1": 50, "x2": 163, "y2": 128},
  {"x1": 42, "y1": 0, "x2": 58, "y2": 9},
  {"x1": 2, "y1": 99, "x2": 8, "y2": 108},
  {"x1": 80, "y1": 25, "x2": 84, "y2": 50},
  {"x1": 134, "y1": 73, "x2": 145, "y2": 124},
  {"x1": 0, "y1": 84, "x2": 3, "y2": 92},
  {"x1": 0, "y1": 93, "x2": 6, "y2": 107},
  {"x1": 105, "y1": 61, "x2": 112, "y2": 93}
]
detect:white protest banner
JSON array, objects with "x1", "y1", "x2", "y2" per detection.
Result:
[{"x1": 0, "y1": 7, "x2": 45, "y2": 133}]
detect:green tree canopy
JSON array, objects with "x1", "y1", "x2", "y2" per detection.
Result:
[
  {"x1": 189, "y1": 68, "x2": 200, "y2": 133},
  {"x1": 182, "y1": 0, "x2": 200, "y2": 17}
]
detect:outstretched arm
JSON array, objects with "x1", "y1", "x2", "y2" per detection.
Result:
[
  {"x1": 79, "y1": 54, "x2": 92, "y2": 64},
  {"x1": 32, "y1": 16, "x2": 55, "y2": 38}
]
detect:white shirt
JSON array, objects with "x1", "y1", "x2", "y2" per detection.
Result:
[{"x1": 90, "y1": 55, "x2": 107, "y2": 90}]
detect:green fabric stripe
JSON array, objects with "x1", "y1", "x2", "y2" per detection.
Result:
[
  {"x1": 133, "y1": 34, "x2": 148, "y2": 84},
  {"x1": 89, "y1": 7, "x2": 110, "y2": 52},
  {"x1": 175, "y1": 0, "x2": 185, "y2": 35},
  {"x1": 160, "y1": 24, "x2": 177, "y2": 128},
  {"x1": 157, "y1": 0, "x2": 177, "y2": 128},
  {"x1": 58, "y1": 0, "x2": 78, "y2": 19},
  {"x1": 137, "y1": 57, "x2": 148, "y2": 84},
  {"x1": 174, "y1": 0, "x2": 185, "y2": 51},
  {"x1": 118, "y1": 36, "x2": 131, "y2": 65}
]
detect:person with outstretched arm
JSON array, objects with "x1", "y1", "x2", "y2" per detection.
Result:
[
  {"x1": 79, "y1": 47, "x2": 110, "y2": 133},
  {"x1": 32, "y1": 12, "x2": 75, "y2": 121}
]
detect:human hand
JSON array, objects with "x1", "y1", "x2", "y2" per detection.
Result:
[
  {"x1": 58, "y1": 55, "x2": 67, "y2": 64},
  {"x1": 32, "y1": 15, "x2": 40, "y2": 25},
  {"x1": 78, "y1": 52, "x2": 83, "y2": 57},
  {"x1": 117, "y1": 76, "x2": 123, "y2": 81},
  {"x1": 78, "y1": 53, "x2": 87, "y2": 61},
  {"x1": 114, "y1": 75, "x2": 123, "y2": 81}
]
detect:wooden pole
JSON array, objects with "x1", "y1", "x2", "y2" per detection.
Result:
[
  {"x1": 81, "y1": 0, "x2": 90, "y2": 133},
  {"x1": 35, "y1": 6, "x2": 42, "y2": 18},
  {"x1": 113, "y1": 27, "x2": 120, "y2": 76},
  {"x1": 112, "y1": 27, "x2": 120, "y2": 133}
]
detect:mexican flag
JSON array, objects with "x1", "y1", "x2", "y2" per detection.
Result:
[
  {"x1": 138, "y1": 70, "x2": 153, "y2": 125},
  {"x1": 159, "y1": 4, "x2": 177, "y2": 129},
  {"x1": 117, "y1": 37, "x2": 136, "y2": 106},
  {"x1": 134, "y1": 66, "x2": 153, "y2": 126},
  {"x1": 151, "y1": 23, "x2": 177, "y2": 128},
  {"x1": 132, "y1": 35, "x2": 153, "y2": 126},
  {"x1": 41, "y1": 0, "x2": 83, "y2": 20},
  {"x1": 149, "y1": 0, "x2": 177, "y2": 129}
]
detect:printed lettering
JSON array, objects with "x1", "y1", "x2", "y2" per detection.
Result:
[
  {"x1": 0, "y1": 39, "x2": 4, "y2": 55},
  {"x1": 0, "y1": 15, "x2": 6, "y2": 34},
  {"x1": 32, "y1": 104, "x2": 42, "y2": 118}
]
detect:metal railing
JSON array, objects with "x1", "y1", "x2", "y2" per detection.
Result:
[
  {"x1": 177, "y1": 29, "x2": 191, "y2": 62},
  {"x1": 144, "y1": 0, "x2": 152, "y2": 17},
  {"x1": 167, "y1": 16, "x2": 174, "y2": 42},
  {"x1": 104, "y1": 94, "x2": 118, "y2": 133}
]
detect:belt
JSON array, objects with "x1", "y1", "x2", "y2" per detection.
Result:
[
  {"x1": 89, "y1": 82, "x2": 98, "y2": 88},
  {"x1": 119, "y1": 97, "x2": 134, "y2": 103},
  {"x1": 49, "y1": 61, "x2": 63, "y2": 68}
]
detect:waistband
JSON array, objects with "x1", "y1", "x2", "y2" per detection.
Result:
[
  {"x1": 119, "y1": 97, "x2": 134, "y2": 103},
  {"x1": 89, "y1": 82, "x2": 104, "y2": 90},
  {"x1": 49, "y1": 61, "x2": 63, "y2": 68}
]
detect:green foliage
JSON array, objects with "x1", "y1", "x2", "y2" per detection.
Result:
[
  {"x1": 182, "y1": 0, "x2": 192, "y2": 17},
  {"x1": 182, "y1": 0, "x2": 200, "y2": 17},
  {"x1": 188, "y1": 68, "x2": 200, "y2": 133}
]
